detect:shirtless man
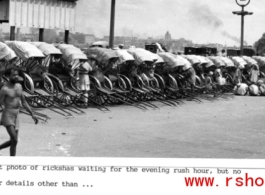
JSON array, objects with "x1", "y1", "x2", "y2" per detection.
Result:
[{"x1": 0, "y1": 68, "x2": 38, "y2": 156}]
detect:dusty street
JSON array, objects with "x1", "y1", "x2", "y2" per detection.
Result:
[{"x1": 0, "y1": 95, "x2": 265, "y2": 158}]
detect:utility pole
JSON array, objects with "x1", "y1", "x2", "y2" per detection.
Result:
[
  {"x1": 232, "y1": 0, "x2": 253, "y2": 56},
  {"x1": 109, "y1": 0, "x2": 116, "y2": 48}
]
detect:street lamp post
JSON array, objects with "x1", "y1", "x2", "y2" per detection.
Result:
[{"x1": 233, "y1": 0, "x2": 253, "y2": 56}]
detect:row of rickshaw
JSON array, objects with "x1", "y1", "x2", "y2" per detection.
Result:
[{"x1": 0, "y1": 41, "x2": 263, "y2": 121}]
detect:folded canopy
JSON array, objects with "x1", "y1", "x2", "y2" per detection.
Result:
[
  {"x1": 56, "y1": 44, "x2": 87, "y2": 64},
  {"x1": 158, "y1": 52, "x2": 187, "y2": 68},
  {"x1": 92, "y1": 41, "x2": 109, "y2": 48},
  {"x1": 205, "y1": 57, "x2": 215, "y2": 68},
  {"x1": 115, "y1": 49, "x2": 135, "y2": 65},
  {"x1": 183, "y1": 55, "x2": 201, "y2": 65},
  {"x1": 208, "y1": 56, "x2": 226, "y2": 67},
  {"x1": 219, "y1": 57, "x2": 235, "y2": 67},
  {"x1": 195, "y1": 55, "x2": 208, "y2": 65},
  {"x1": 30, "y1": 42, "x2": 62, "y2": 56},
  {"x1": 252, "y1": 56, "x2": 265, "y2": 67},
  {"x1": 231, "y1": 57, "x2": 247, "y2": 67},
  {"x1": 5, "y1": 41, "x2": 44, "y2": 60},
  {"x1": 153, "y1": 54, "x2": 164, "y2": 64},
  {"x1": 86, "y1": 47, "x2": 119, "y2": 67},
  {"x1": 127, "y1": 48, "x2": 158, "y2": 65},
  {"x1": 242, "y1": 56, "x2": 258, "y2": 67},
  {"x1": 0, "y1": 42, "x2": 17, "y2": 62}
]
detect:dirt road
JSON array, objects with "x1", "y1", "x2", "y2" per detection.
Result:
[{"x1": 0, "y1": 95, "x2": 264, "y2": 158}]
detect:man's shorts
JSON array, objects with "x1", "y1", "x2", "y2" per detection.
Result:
[{"x1": 0, "y1": 109, "x2": 20, "y2": 130}]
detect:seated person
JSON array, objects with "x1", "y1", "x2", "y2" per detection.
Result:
[
  {"x1": 233, "y1": 83, "x2": 249, "y2": 96},
  {"x1": 249, "y1": 84, "x2": 260, "y2": 96},
  {"x1": 204, "y1": 71, "x2": 214, "y2": 91}
]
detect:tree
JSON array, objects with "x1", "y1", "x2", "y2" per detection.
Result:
[{"x1": 254, "y1": 33, "x2": 265, "y2": 55}]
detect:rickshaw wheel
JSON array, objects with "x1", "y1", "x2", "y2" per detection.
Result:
[
  {"x1": 87, "y1": 85, "x2": 105, "y2": 106},
  {"x1": 168, "y1": 74, "x2": 179, "y2": 89},
  {"x1": 52, "y1": 81, "x2": 74, "y2": 106},
  {"x1": 51, "y1": 79, "x2": 60, "y2": 97},
  {"x1": 44, "y1": 75, "x2": 55, "y2": 95},
  {"x1": 149, "y1": 77, "x2": 159, "y2": 89},
  {"x1": 195, "y1": 76, "x2": 203, "y2": 87},
  {"x1": 103, "y1": 76, "x2": 113, "y2": 91},
  {"x1": 118, "y1": 74, "x2": 133, "y2": 91},
  {"x1": 117, "y1": 77, "x2": 127, "y2": 91},
  {"x1": 23, "y1": 73, "x2": 35, "y2": 93},
  {"x1": 141, "y1": 74, "x2": 150, "y2": 87},
  {"x1": 154, "y1": 74, "x2": 166, "y2": 91}
]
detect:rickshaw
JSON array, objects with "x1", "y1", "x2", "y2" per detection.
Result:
[
  {"x1": 86, "y1": 47, "x2": 147, "y2": 110},
  {"x1": 180, "y1": 55, "x2": 219, "y2": 101},
  {"x1": 0, "y1": 42, "x2": 49, "y2": 122},
  {"x1": 114, "y1": 49, "x2": 160, "y2": 109},
  {"x1": 231, "y1": 56, "x2": 248, "y2": 83},
  {"x1": 126, "y1": 48, "x2": 177, "y2": 107},
  {"x1": 206, "y1": 56, "x2": 235, "y2": 97},
  {"x1": 51, "y1": 43, "x2": 110, "y2": 112},
  {"x1": 219, "y1": 56, "x2": 236, "y2": 90},
  {"x1": 157, "y1": 52, "x2": 202, "y2": 103},
  {"x1": 5, "y1": 41, "x2": 73, "y2": 117},
  {"x1": 30, "y1": 42, "x2": 85, "y2": 115}
]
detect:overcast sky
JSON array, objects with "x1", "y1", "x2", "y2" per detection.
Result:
[
  {"x1": 0, "y1": 0, "x2": 264, "y2": 47},
  {"x1": 75, "y1": 0, "x2": 265, "y2": 46}
]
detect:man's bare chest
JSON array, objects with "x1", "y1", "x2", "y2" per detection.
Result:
[{"x1": 6, "y1": 87, "x2": 22, "y2": 98}]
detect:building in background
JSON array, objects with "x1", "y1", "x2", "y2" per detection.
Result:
[
  {"x1": 84, "y1": 34, "x2": 96, "y2": 45},
  {"x1": 0, "y1": 0, "x2": 78, "y2": 42}
]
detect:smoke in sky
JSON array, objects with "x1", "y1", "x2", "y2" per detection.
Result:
[
  {"x1": 188, "y1": 3, "x2": 223, "y2": 29},
  {"x1": 188, "y1": 2, "x2": 246, "y2": 45},
  {"x1": 222, "y1": 31, "x2": 247, "y2": 45}
]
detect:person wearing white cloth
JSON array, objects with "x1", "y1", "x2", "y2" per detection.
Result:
[
  {"x1": 214, "y1": 68, "x2": 226, "y2": 85},
  {"x1": 233, "y1": 83, "x2": 249, "y2": 96},
  {"x1": 249, "y1": 64, "x2": 260, "y2": 84},
  {"x1": 233, "y1": 65, "x2": 244, "y2": 84},
  {"x1": 249, "y1": 84, "x2": 260, "y2": 96},
  {"x1": 78, "y1": 62, "x2": 93, "y2": 105}
]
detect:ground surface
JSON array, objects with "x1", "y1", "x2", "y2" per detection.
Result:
[{"x1": 0, "y1": 94, "x2": 264, "y2": 158}]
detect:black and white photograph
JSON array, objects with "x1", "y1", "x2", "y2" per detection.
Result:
[{"x1": 0, "y1": 0, "x2": 265, "y2": 194}]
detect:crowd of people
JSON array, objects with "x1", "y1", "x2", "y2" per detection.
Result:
[{"x1": 202, "y1": 63, "x2": 264, "y2": 96}]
